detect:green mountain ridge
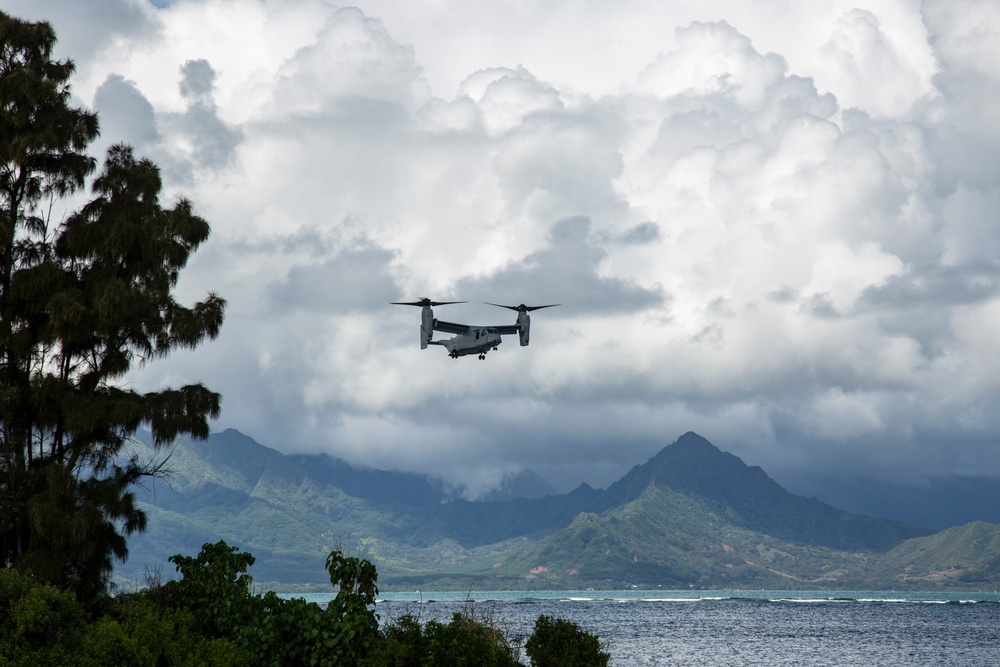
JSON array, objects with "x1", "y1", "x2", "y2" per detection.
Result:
[{"x1": 118, "y1": 430, "x2": 1000, "y2": 591}]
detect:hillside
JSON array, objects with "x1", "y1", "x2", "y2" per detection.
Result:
[
  {"x1": 117, "y1": 430, "x2": 997, "y2": 590},
  {"x1": 875, "y1": 522, "x2": 1000, "y2": 586},
  {"x1": 602, "y1": 432, "x2": 927, "y2": 550}
]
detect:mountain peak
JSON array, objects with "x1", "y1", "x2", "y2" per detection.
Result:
[
  {"x1": 673, "y1": 431, "x2": 717, "y2": 448},
  {"x1": 604, "y1": 432, "x2": 927, "y2": 550},
  {"x1": 605, "y1": 431, "x2": 769, "y2": 504}
]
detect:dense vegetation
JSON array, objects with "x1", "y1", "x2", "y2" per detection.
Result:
[{"x1": 1, "y1": 540, "x2": 608, "y2": 666}]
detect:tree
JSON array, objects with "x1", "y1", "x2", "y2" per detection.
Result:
[
  {"x1": 524, "y1": 615, "x2": 609, "y2": 667},
  {"x1": 0, "y1": 10, "x2": 225, "y2": 603},
  {"x1": 161, "y1": 542, "x2": 381, "y2": 666}
]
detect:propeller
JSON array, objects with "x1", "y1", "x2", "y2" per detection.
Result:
[
  {"x1": 391, "y1": 298, "x2": 466, "y2": 307},
  {"x1": 486, "y1": 302, "x2": 561, "y2": 312}
]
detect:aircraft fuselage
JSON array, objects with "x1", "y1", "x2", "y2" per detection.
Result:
[{"x1": 432, "y1": 327, "x2": 503, "y2": 359}]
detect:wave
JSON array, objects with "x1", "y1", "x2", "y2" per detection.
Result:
[{"x1": 351, "y1": 590, "x2": 1000, "y2": 607}]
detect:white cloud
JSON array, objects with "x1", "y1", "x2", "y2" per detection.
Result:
[
  {"x1": 636, "y1": 21, "x2": 787, "y2": 107},
  {"x1": 11, "y1": 0, "x2": 1000, "y2": 494},
  {"x1": 821, "y1": 8, "x2": 934, "y2": 118}
]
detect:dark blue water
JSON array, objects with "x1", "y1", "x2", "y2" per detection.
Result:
[{"x1": 289, "y1": 590, "x2": 1000, "y2": 666}]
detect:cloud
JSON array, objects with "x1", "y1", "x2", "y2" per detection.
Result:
[
  {"x1": 923, "y1": 0, "x2": 1000, "y2": 191},
  {"x1": 456, "y1": 216, "x2": 664, "y2": 313},
  {"x1": 459, "y1": 66, "x2": 564, "y2": 135},
  {"x1": 20, "y1": 0, "x2": 1000, "y2": 496},
  {"x1": 269, "y1": 6, "x2": 429, "y2": 116},
  {"x1": 4, "y1": 0, "x2": 157, "y2": 68},
  {"x1": 821, "y1": 8, "x2": 932, "y2": 117},
  {"x1": 158, "y1": 59, "x2": 243, "y2": 178},
  {"x1": 635, "y1": 20, "x2": 787, "y2": 106},
  {"x1": 92, "y1": 74, "x2": 160, "y2": 153},
  {"x1": 266, "y1": 238, "x2": 399, "y2": 314},
  {"x1": 91, "y1": 57, "x2": 241, "y2": 183}
]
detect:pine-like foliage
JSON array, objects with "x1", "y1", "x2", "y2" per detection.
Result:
[{"x1": 0, "y1": 11, "x2": 225, "y2": 604}]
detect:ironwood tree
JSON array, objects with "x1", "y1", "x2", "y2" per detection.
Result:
[{"x1": 0, "y1": 11, "x2": 225, "y2": 602}]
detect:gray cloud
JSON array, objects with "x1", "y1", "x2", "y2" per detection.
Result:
[
  {"x1": 33, "y1": 0, "x2": 1000, "y2": 498},
  {"x1": 923, "y1": 0, "x2": 1000, "y2": 193},
  {"x1": 92, "y1": 74, "x2": 160, "y2": 153},
  {"x1": 4, "y1": 0, "x2": 157, "y2": 66},
  {"x1": 266, "y1": 242, "x2": 400, "y2": 314},
  {"x1": 161, "y1": 59, "x2": 243, "y2": 175},
  {"x1": 616, "y1": 221, "x2": 661, "y2": 245},
  {"x1": 89, "y1": 58, "x2": 242, "y2": 182},
  {"x1": 455, "y1": 216, "x2": 665, "y2": 313},
  {"x1": 179, "y1": 59, "x2": 216, "y2": 102}
]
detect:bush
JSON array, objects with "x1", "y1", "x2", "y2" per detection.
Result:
[
  {"x1": 525, "y1": 614, "x2": 609, "y2": 667},
  {"x1": 0, "y1": 567, "x2": 243, "y2": 666},
  {"x1": 0, "y1": 569, "x2": 83, "y2": 666},
  {"x1": 4, "y1": 544, "x2": 612, "y2": 667},
  {"x1": 157, "y1": 541, "x2": 380, "y2": 666},
  {"x1": 367, "y1": 603, "x2": 522, "y2": 667}
]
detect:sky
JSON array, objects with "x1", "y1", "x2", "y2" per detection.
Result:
[{"x1": 7, "y1": 0, "x2": 1000, "y2": 496}]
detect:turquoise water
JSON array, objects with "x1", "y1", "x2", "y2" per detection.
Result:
[
  {"x1": 283, "y1": 590, "x2": 1000, "y2": 666},
  {"x1": 288, "y1": 588, "x2": 1000, "y2": 603}
]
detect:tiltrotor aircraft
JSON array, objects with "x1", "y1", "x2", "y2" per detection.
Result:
[{"x1": 392, "y1": 298, "x2": 559, "y2": 359}]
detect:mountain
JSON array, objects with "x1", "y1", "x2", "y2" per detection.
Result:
[
  {"x1": 283, "y1": 452, "x2": 558, "y2": 506},
  {"x1": 873, "y1": 521, "x2": 1000, "y2": 586},
  {"x1": 393, "y1": 432, "x2": 925, "y2": 551},
  {"x1": 117, "y1": 430, "x2": 999, "y2": 591},
  {"x1": 602, "y1": 432, "x2": 927, "y2": 550}
]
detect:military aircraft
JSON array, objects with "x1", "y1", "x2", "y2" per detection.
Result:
[{"x1": 391, "y1": 298, "x2": 559, "y2": 359}]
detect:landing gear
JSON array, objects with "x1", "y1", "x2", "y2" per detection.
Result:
[{"x1": 478, "y1": 353, "x2": 485, "y2": 360}]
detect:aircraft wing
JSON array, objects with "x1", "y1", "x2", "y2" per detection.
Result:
[
  {"x1": 493, "y1": 324, "x2": 521, "y2": 335},
  {"x1": 432, "y1": 319, "x2": 473, "y2": 335},
  {"x1": 433, "y1": 320, "x2": 522, "y2": 336}
]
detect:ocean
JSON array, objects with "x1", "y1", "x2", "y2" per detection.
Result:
[{"x1": 288, "y1": 589, "x2": 1000, "y2": 666}]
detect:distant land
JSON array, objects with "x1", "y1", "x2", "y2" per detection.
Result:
[{"x1": 117, "y1": 430, "x2": 1000, "y2": 591}]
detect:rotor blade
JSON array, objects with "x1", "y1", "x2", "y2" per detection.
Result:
[
  {"x1": 392, "y1": 298, "x2": 466, "y2": 307},
  {"x1": 486, "y1": 302, "x2": 561, "y2": 312}
]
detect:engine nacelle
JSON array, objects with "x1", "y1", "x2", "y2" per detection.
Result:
[
  {"x1": 517, "y1": 310, "x2": 531, "y2": 346},
  {"x1": 420, "y1": 306, "x2": 434, "y2": 349}
]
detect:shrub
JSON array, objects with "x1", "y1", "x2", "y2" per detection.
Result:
[
  {"x1": 367, "y1": 601, "x2": 522, "y2": 667},
  {"x1": 157, "y1": 541, "x2": 380, "y2": 666},
  {"x1": 525, "y1": 614, "x2": 609, "y2": 667},
  {"x1": 0, "y1": 567, "x2": 246, "y2": 666},
  {"x1": 0, "y1": 569, "x2": 83, "y2": 666}
]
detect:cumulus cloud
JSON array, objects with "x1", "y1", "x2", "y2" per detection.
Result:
[
  {"x1": 456, "y1": 216, "x2": 664, "y2": 312},
  {"x1": 92, "y1": 74, "x2": 160, "y2": 153},
  {"x1": 4, "y1": 0, "x2": 157, "y2": 67},
  {"x1": 821, "y1": 8, "x2": 931, "y2": 117},
  {"x1": 16, "y1": 0, "x2": 1000, "y2": 495},
  {"x1": 159, "y1": 59, "x2": 243, "y2": 178},
  {"x1": 266, "y1": 238, "x2": 399, "y2": 313},
  {"x1": 268, "y1": 6, "x2": 429, "y2": 117},
  {"x1": 91, "y1": 57, "x2": 241, "y2": 183}
]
